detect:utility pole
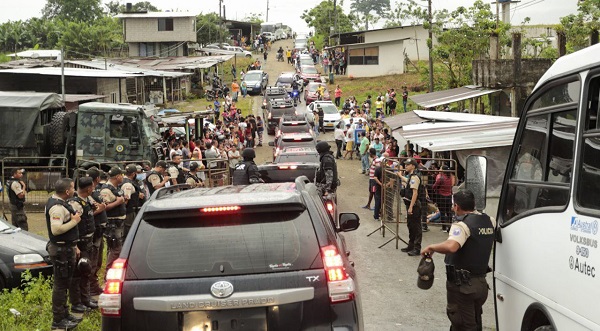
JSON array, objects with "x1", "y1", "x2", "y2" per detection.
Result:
[
  {"x1": 427, "y1": 0, "x2": 433, "y2": 92},
  {"x1": 266, "y1": 0, "x2": 269, "y2": 22},
  {"x1": 333, "y1": 0, "x2": 338, "y2": 44},
  {"x1": 60, "y1": 46, "x2": 65, "y2": 103}
]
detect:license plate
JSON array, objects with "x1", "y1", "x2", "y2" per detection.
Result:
[
  {"x1": 325, "y1": 123, "x2": 334, "y2": 127},
  {"x1": 183, "y1": 308, "x2": 267, "y2": 331}
]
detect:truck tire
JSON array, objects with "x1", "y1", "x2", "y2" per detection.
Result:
[
  {"x1": 533, "y1": 326, "x2": 554, "y2": 331},
  {"x1": 50, "y1": 111, "x2": 69, "y2": 154}
]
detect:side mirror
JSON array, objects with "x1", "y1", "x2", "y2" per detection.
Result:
[
  {"x1": 268, "y1": 141, "x2": 275, "y2": 147},
  {"x1": 465, "y1": 155, "x2": 487, "y2": 211},
  {"x1": 338, "y1": 213, "x2": 360, "y2": 232}
]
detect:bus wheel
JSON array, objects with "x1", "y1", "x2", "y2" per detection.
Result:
[{"x1": 533, "y1": 326, "x2": 555, "y2": 331}]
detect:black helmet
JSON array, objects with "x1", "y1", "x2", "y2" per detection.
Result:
[
  {"x1": 242, "y1": 148, "x2": 256, "y2": 160},
  {"x1": 77, "y1": 257, "x2": 92, "y2": 276},
  {"x1": 316, "y1": 141, "x2": 331, "y2": 154}
]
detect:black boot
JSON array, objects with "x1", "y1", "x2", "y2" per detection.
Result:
[
  {"x1": 401, "y1": 246, "x2": 414, "y2": 253},
  {"x1": 52, "y1": 318, "x2": 79, "y2": 330}
]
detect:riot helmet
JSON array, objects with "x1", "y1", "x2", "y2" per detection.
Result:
[{"x1": 315, "y1": 141, "x2": 331, "y2": 154}]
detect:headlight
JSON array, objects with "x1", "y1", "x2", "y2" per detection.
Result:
[
  {"x1": 14, "y1": 253, "x2": 48, "y2": 269},
  {"x1": 255, "y1": 83, "x2": 261, "y2": 87}
]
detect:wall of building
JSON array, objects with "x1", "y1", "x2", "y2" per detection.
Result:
[
  {"x1": 363, "y1": 26, "x2": 433, "y2": 62},
  {"x1": 124, "y1": 17, "x2": 196, "y2": 42},
  {"x1": 128, "y1": 42, "x2": 185, "y2": 57},
  {"x1": 347, "y1": 42, "x2": 404, "y2": 78}
]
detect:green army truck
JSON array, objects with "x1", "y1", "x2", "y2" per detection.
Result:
[{"x1": 0, "y1": 92, "x2": 164, "y2": 173}]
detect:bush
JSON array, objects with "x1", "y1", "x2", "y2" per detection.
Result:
[{"x1": 0, "y1": 270, "x2": 101, "y2": 330}]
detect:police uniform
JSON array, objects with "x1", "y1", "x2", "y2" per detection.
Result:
[
  {"x1": 121, "y1": 177, "x2": 141, "y2": 237},
  {"x1": 232, "y1": 161, "x2": 262, "y2": 185},
  {"x1": 7, "y1": 176, "x2": 28, "y2": 230},
  {"x1": 45, "y1": 194, "x2": 79, "y2": 325},
  {"x1": 402, "y1": 172, "x2": 423, "y2": 253},
  {"x1": 145, "y1": 170, "x2": 164, "y2": 196},
  {"x1": 100, "y1": 181, "x2": 126, "y2": 272},
  {"x1": 68, "y1": 194, "x2": 95, "y2": 308},
  {"x1": 167, "y1": 164, "x2": 186, "y2": 185},
  {"x1": 445, "y1": 212, "x2": 495, "y2": 331},
  {"x1": 185, "y1": 170, "x2": 204, "y2": 188},
  {"x1": 89, "y1": 182, "x2": 107, "y2": 295},
  {"x1": 315, "y1": 151, "x2": 338, "y2": 194}
]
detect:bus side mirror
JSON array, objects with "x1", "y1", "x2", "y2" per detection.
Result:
[{"x1": 465, "y1": 155, "x2": 487, "y2": 211}]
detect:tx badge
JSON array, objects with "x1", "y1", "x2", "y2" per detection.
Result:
[{"x1": 210, "y1": 281, "x2": 234, "y2": 298}]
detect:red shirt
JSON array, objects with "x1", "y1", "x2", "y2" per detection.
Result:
[{"x1": 433, "y1": 174, "x2": 452, "y2": 196}]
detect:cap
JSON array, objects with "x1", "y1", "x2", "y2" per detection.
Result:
[
  {"x1": 155, "y1": 160, "x2": 168, "y2": 169},
  {"x1": 403, "y1": 158, "x2": 418, "y2": 167},
  {"x1": 417, "y1": 254, "x2": 435, "y2": 290},
  {"x1": 125, "y1": 164, "x2": 138, "y2": 174},
  {"x1": 86, "y1": 167, "x2": 100, "y2": 179},
  {"x1": 190, "y1": 162, "x2": 199, "y2": 171},
  {"x1": 108, "y1": 167, "x2": 123, "y2": 177}
]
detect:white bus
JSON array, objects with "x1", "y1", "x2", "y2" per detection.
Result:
[
  {"x1": 469, "y1": 43, "x2": 600, "y2": 330},
  {"x1": 260, "y1": 22, "x2": 282, "y2": 34}
]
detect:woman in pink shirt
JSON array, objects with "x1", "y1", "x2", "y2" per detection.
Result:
[{"x1": 334, "y1": 85, "x2": 342, "y2": 107}]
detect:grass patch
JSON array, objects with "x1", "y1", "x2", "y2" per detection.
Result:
[{"x1": 0, "y1": 271, "x2": 101, "y2": 331}]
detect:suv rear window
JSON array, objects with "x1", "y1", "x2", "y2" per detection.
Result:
[
  {"x1": 127, "y1": 210, "x2": 321, "y2": 279},
  {"x1": 276, "y1": 153, "x2": 319, "y2": 163}
]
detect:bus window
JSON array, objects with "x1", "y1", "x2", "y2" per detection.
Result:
[
  {"x1": 503, "y1": 110, "x2": 575, "y2": 223},
  {"x1": 529, "y1": 80, "x2": 580, "y2": 111},
  {"x1": 577, "y1": 76, "x2": 600, "y2": 212}
]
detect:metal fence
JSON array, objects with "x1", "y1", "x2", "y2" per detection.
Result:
[
  {"x1": 1, "y1": 157, "x2": 69, "y2": 214},
  {"x1": 369, "y1": 157, "x2": 458, "y2": 249}
]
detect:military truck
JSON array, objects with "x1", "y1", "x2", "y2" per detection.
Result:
[{"x1": 0, "y1": 92, "x2": 164, "y2": 173}]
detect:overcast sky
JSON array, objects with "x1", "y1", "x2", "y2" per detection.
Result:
[{"x1": 3, "y1": 0, "x2": 578, "y2": 32}]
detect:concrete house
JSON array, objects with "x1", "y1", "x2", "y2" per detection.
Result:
[
  {"x1": 333, "y1": 25, "x2": 433, "y2": 78},
  {"x1": 116, "y1": 11, "x2": 197, "y2": 57}
]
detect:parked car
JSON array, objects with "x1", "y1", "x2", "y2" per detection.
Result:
[
  {"x1": 307, "y1": 101, "x2": 341, "y2": 130},
  {"x1": 298, "y1": 65, "x2": 322, "y2": 84},
  {"x1": 304, "y1": 82, "x2": 331, "y2": 105},
  {"x1": 98, "y1": 178, "x2": 363, "y2": 331},
  {"x1": 223, "y1": 46, "x2": 252, "y2": 57},
  {"x1": 0, "y1": 217, "x2": 53, "y2": 290},
  {"x1": 243, "y1": 70, "x2": 269, "y2": 95},
  {"x1": 262, "y1": 32, "x2": 276, "y2": 42}
]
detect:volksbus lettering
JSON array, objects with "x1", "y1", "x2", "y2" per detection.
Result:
[{"x1": 569, "y1": 234, "x2": 598, "y2": 248}]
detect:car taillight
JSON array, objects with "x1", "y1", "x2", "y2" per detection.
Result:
[
  {"x1": 321, "y1": 245, "x2": 355, "y2": 303},
  {"x1": 278, "y1": 165, "x2": 298, "y2": 170},
  {"x1": 326, "y1": 201, "x2": 334, "y2": 213},
  {"x1": 99, "y1": 258, "x2": 127, "y2": 316},
  {"x1": 268, "y1": 113, "x2": 272, "y2": 119}
]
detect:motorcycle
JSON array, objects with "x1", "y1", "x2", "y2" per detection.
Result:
[
  {"x1": 277, "y1": 52, "x2": 284, "y2": 62},
  {"x1": 290, "y1": 89, "x2": 301, "y2": 106},
  {"x1": 205, "y1": 87, "x2": 224, "y2": 101}
]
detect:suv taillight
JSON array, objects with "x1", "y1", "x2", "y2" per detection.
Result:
[
  {"x1": 321, "y1": 245, "x2": 355, "y2": 303},
  {"x1": 98, "y1": 258, "x2": 127, "y2": 316}
]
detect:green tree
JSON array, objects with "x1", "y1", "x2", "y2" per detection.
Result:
[
  {"x1": 557, "y1": 0, "x2": 600, "y2": 53},
  {"x1": 384, "y1": 0, "x2": 428, "y2": 28},
  {"x1": 429, "y1": 0, "x2": 510, "y2": 89},
  {"x1": 106, "y1": 1, "x2": 161, "y2": 15},
  {"x1": 301, "y1": 1, "x2": 358, "y2": 38},
  {"x1": 42, "y1": 0, "x2": 104, "y2": 22},
  {"x1": 243, "y1": 13, "x2": 264, "y2": 24},
  {"x1": 350, "y1": 0, "x2": 390, "y2": 30},
  {"x1": 196, "y1": 13, "x2": 228, "y2": 45}
]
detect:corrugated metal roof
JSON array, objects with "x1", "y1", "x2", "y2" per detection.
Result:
[
  {"x1": 383, "y1": 109, "x2": 515, "y2": 130},
  {"x1": 382, "y1": 111, "x2": 428, "y2": 130},
  {"x1": 7, "y1": 50, "x2": 62, "y2": 58},
  {"x1": 0, "y1": 67, "x2": 141, "y2": 78},
  {"x1": 106, "y1": 55, "x2": 233, "y2": 71},
  {"x1": 394, "y1": 119, "x2": 518, "y2": 152},
  {"x1": 64, "y1": 94, "x2": 105, "y2": 102},
  {"x1": 66, "y1": 60, "x2": 191, "y2": 77},
  {"x1": 409, "y1": 86, "x2": 500, "y2": 109}
]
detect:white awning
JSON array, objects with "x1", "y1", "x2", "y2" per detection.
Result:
[
  {"x1": 409, "y1": 86, "x2": 500, "y2": 109},
  {"x1": 394, "y1": 119, "x2": 518, "y2": 152}
]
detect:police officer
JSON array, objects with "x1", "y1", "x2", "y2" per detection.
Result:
[
  {"x1": 421, "y1": 190, "x2": 495, "y2": 331},
  {"x1": 45, "y1": 178, "x2": 82, "y2": 330},
  {"x1": 399, "y1": 158, "x2": 424, "y2": 256},
  {"x1": 146, "y1": 160, "x2": 171, "y2": 196},
  {"x1": 168, "y1": 154, "x2": 187, "y2": 185},
  {"x1": 86, "y1": 168, "x2": 107, "y2": 296},
  {"x1": 100, "y1": 167, "x2": 126, "y2": 273},
  {"x1": 67, "y1": 177, "x2": 98, "y2": 313},
  {"x1": 315, "y1": 141, "x2": 338, "y2": 196},
  {"x1": 6, "y1": 168, "x2": 28, "y2": 230},
  {"x1": 232, "y1": 148, "x2": 263, "y2": 185},
  {"x1": 185, "y1": 162, "x2": 205, "y2": 188},
  {"x1": 121, "y1": 164, "x2": 144, "y2": 238}
]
